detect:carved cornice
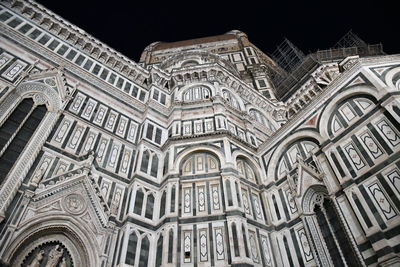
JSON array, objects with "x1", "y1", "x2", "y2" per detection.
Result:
[{"x1": 1, "y1": 0, "x2": 149, "y2": 82}]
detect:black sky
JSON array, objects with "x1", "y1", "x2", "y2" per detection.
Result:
[{"x1": 35, "y1": 0, "x2": 397, "y2": 62}]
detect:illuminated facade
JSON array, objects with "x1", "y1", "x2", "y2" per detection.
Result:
[{"x1": 0, "y1": 1, "x2": 399, "y2": 266}]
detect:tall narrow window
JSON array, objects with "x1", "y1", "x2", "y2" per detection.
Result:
[
  {"x1": 140, "y1": 150, "x2": 150, "y2": 173},
  {"x1": 138, "y1": 236, "x2": 150, "y2": 267},
  {"x1": 150, "y1": 154, "x2": 159, "y2": 177},
  {"x1": 225, "y1": 180, "x2": 233, "y2": 206},
  {"x1": 155, "y1": 234, "x2": 163, "y2": 267},
  {"x1": 168, "y1": 229, "x2": 174, "y2": 263},
  {"x1": 231, "y1": 223, "x2": 240, "y2": 257},
  {"x1": 133, "y1": 189, "x2": 144, "y2": 215},
  {"x1": 242, "y1": 224, "x2": 249, "y2": 258},
  {"x1": 272, "y1": 195, "x2": 281, "y2": 220},
  {"x1": 125, "y1": 232, "x2": 138, "y2": 265},
  {"x1": 145, "y1": 194, "x2": 154, "y2": 220},
  {"x1": 0, "y1": 99, "x2": 46, "y2": 184},
  {"x1": 160, "y1": 191, "x2": 166, "y2": 218},
  {"x1": 170, "y1": 186, "x2": 176, "y2": 213}
]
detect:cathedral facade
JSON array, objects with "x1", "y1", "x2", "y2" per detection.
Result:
[{"x1": 0, "y1": 1, "x2": 400, "y2": 266}]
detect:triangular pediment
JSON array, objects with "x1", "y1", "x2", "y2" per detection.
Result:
[
  {"x1": 31, "y1": 154, "x2": 111, "y2": 230},
  {"x1": 288, "y1": 156, "x2": 324, "y2": 197},
  {"x1": 24, "y1": 66, "x2": 75, "y2": 103}
]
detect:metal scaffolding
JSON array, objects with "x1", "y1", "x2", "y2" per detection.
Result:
[{"x1": 268, "y1": 31, "x2": 385, "y2": 101}]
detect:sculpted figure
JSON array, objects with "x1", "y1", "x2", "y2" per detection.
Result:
[
  {"x1": 27, "y1": 250, "x2": 44, "y2": 267},
  {"x1": 59, "y1": 257, "x2": 67, "y2": 267},
  {"x1": 31, "y1": 160, "x2": 49, "y2": 184},
  {"x1": 45, "y1": 245, "x2": 64, "y2": 267}
]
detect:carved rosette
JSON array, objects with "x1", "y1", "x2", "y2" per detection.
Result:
[{"x1": 63, "y1": 193, "x2": 86, "y2": 215}]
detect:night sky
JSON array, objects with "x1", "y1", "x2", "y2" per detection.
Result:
[{"x1": 35, "y1": 0, "x2": 397, "y2": 62}]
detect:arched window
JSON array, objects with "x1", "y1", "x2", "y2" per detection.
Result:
[
  {"x1": 183, "y1": 85, "x2": 211, "y2": 101},
  {"x1": 329, "y1": 96, "x2": 375, "y2": 137},
  {"x1": 155, "y1": 234, "x2": 163, "y2": 267},
  {"x1": 272, "y1": 194, "x2": 281, "y2": 220},
  {"x1": 277, "y1": 139, "x2": 319, "y2": 179},
  {"x1": 159, "y1": 191, "x2": 166, "y2": 218},
  {"x1": 0, "y1": 98, "x2": 47, "y2": 184},
  {"x1": 222, "y1": 89, "x2": 241, "y2": 110},
  {"x1": 236, "y1": 157, "x2": 257, "y2": 183},
  {"x1": 125, "y1": 232, "x2": 138, "y2": 265},
  {"x1": 181, "y1": 152, "x2": 220, "y2": 175},
  {"x1": 145, "y1": 194, "x2": 155, "y2": 220},
  {"x1": 138, "y1": 236, "x2": 150, "y2": 267},
  {"x1": 133, "y1": 189, "x2": 144, "y2": 215},
  {"x1": 231, "y1": 223, "x2": 240, "y2": 257},
  {"x1": 168, "y1": 229, "x2": 174, "y2": 263}
]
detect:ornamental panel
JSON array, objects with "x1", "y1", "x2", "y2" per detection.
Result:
[
  {"x1": 183, "y1": 187, "x2": 192, "y2": 214},
  {"x1": 93, "y1": 104, "x2": 108, "y2": 126},
  {"x1": 214, "y1": 227, "x2": 225, "y2": 260},
  {"x1": 81, "y1": 98, "x2": 97, "y2": 120},
  {"x1": 53, "y1": 119, "x2": 72, "y2": 144},
  {"x1": 242, "y1": 188, "x2": 251, "y2": 215},
  {"x1": 249, "y1": 230, "x2": 259, "y2": 263},
  {"x1": 199, "y1": 229, "x2": 208, "y2": 262},
  {"x1": 368, "y1": 182, "x2": 397, "y2": 220},
  {"x1": 252, "y1": 193, "x2": 263, "y2": 220},
  {"x1": 126, "y1": 121, "x2": 137, "y2": 143},
  {"x1": 1, "y1": 59, "x2": 27, "y2": 81},
  {"x1": 105, "y1": 110, "x2": 118, "y2": 132},
  {"x1": 183, "y1": 231, "x2": 192, "y2": 263},
  {"x1": 82, "y1": 131, "x2": 97, "y2": 154},
  {"x1": 260, "y1": 235, "x2": 272, "y2": 267},
  {"x1": 69, "y1": 92, "x2": 86, "y2": 114},
  {"x1": 376, "y1": 119, "x2": 400, "y2": 147},
  {"x1": 344, "y1": 143, "x2": 365, "y2": 170},
  {"x1": 211, "y1": 184, "x2": 221, "y2": 211},
  {"x1": 285, "y1": 189, "x2": 297, "y2": 214},
  {"x1": 116, "y1": 115, "x2": 128, "y2": 137},
  {"x1": 387, "y1": 169, "x2": 400, "y2": 195},
  {"x1": 197, "y1": 186, "x2": 206, "y2": 212},
  {"x1": 297, "y1": 227, "x2": 313, "y2": 262},
  {"x1": 359, "y1": 131, "x2": 383, "y2": 159}
]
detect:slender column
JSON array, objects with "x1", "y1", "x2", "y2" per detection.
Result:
[{"x1": 321, "y1": 206, "x2": 348, "y2": 267}]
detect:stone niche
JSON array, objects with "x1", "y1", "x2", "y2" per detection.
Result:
[{"x1": 21, "y1": 241, "x2": 73, "y2": 267}]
